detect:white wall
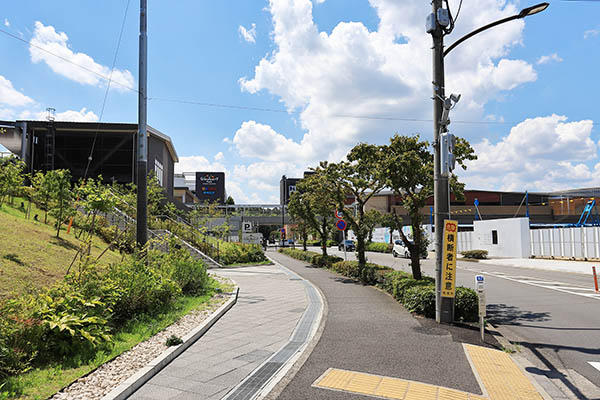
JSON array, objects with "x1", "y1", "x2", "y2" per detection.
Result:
[
  {"x1": 473, "y1": 217, "x2": 530, "y2": 258},
  {"x1": 530, "y1": 226, "x2": 600, "y2": 259}
]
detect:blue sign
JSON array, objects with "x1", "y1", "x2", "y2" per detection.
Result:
[
  {"x1": 280, "y1": 228, "x2": 286, "y2": 234},
  {"x1": 476, "y1": 275, "x2": 484, "y2": 282},
  {"x1": 336, "y1": 219, "x2": 347, "y2": 231},
  {"x1": 474, "y1": 198, "x2": 479, "y2": 206}
]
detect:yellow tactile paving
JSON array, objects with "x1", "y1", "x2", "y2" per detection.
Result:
[
  {"x1": 464, "y1": 344, "x2": 543, "y2": 400},
  {"x1": 313, "y1": 345, "x2": 545, "y2": 400}
]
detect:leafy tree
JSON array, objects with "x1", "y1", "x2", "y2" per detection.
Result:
[
  {"x1": 225, "y1": 196, "x2": 235, "y2": 205},
  {"x1": 363, "y1": 209, "x2": 382, "y2": 243},
  {"x1": 288, "y1": 171, "x2": 337, "y2": 256},
  {"x1": 77, "y1": 177, "x2": 116, "y2": 240},
  {"x1": 380, "y1": 213, "x2": 397, "y2": 247},
  {"x1": 318, "y1": 143, "x2": 388, "y2": 274},
  {"x1": 0, "y1": 156, "x2": 25, "y2": 207},
  {"x1": 48, "y1": 170, "x2": 74, "y2": 238},
  {"x1": 385, "y1": 134, "x2": 476, "y2": 279},
  {"x1": 32, "y1": 171, "x2": 58, "y2": 224}
]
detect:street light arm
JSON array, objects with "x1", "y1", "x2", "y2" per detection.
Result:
[{"x1": 444, "y1": 14, "x2": 520, "y2": 57}]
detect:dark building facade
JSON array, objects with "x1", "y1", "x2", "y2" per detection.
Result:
[
  {"x1": 0, "y1": 120, "x2": 178, "y2": 200},
  {"x1": 279, "y1": 171, "x2": 314, "y2": 205},
  {"x1": 195, "y1": 172, "x2": 226, "y2": 204}
]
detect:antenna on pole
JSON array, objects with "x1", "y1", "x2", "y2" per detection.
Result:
[{"x1": 46, "y1": 107, "x2": 56, "y2": 122}]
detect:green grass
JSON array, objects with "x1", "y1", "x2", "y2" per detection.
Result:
[
  {"x1": 221, "y1": 260, "x2": 273, "y2": 268},
  {"x1": 0, "y1": 200, "x2": 123, "y2": 300},
  {"x1": 2, "y1": 278, "x2": 233, "y2": 400}
]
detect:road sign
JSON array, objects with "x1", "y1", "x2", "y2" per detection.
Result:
[
  {"x1": 441, "y1": 219, "x2": 458, "y2": 298},
  {"x1": 475, "y1": 275, "x2": 485, "y2": 317},
  {"x1": 280, "y1": 227, "x2": 286, "y2": 235},
  {"x1": 336, "y1": 219, "x2": 347, "y2": 231},
  {"x1": 243, "y1": 221, "x2": 253, "y2": 233},
  {"x1": 335, "y1": 210, "x2": 343, "y2": 219}
]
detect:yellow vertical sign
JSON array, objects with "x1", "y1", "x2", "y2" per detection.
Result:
[{"x1": 441, "y1": 219, "x2": 458, "y2": 298}]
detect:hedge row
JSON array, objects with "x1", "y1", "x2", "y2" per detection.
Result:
[
  {"x1": 461, "y1": 249, "x2": 488, "y2": 259},
  {"x1": 365, "y1": 242, "x2": 391, "y2": 253},
  {"x1": 278, "y1": 248, "x2": 478, "y2": 322}
]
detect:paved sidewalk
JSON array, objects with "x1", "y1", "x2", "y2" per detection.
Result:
[
  {"x1": 129, "y1": 265, "x2": 310, "y2": 400},
  {"x1": 269, "y1": 250, "x2": 550, "y2": 400}
]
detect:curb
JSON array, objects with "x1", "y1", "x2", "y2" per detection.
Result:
[
  {"x1": 221, "y1": 255, "x2": 325, "y2": 400},
  {"x1": 100, "y1": 285, "x2": 239, "y2": 400},
  {"x1": 485, "y1": 322, "x2": 554, "y2": 400}
]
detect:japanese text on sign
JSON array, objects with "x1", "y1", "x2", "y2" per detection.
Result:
[{"x1": 441, "y1": 219, "x2": 458, "y2": 298}]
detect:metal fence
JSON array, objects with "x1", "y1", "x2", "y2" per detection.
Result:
[
  {"x1": 530, "y1": 226, "x2": 600, "y2": 258},
  {"x1": 457, "y1": 231, "x2": 473, "y2": 253}
]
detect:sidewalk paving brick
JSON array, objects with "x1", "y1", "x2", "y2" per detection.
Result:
[{"x1": 128, "y1": 265, "x2": 308, "y2": 400}]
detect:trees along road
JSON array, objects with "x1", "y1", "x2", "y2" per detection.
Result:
[{"x1": 316, "y1": 247, "x2": 600, "y2": 399}]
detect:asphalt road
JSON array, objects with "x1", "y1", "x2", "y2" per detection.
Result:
[
  {"x1": 315, "y1": 246, "x2": 600, "y2": 399},
  {"x1": 269, "y1": 250, "x2": 489, "y2": 400}
]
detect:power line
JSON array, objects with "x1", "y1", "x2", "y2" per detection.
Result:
[
  {"x1": 0, "y1": 26, "x2": 138, "y2": 93},
  {"x1": 84, "y1": 0, "x2": 132, "y2": 178},
  {"x1": 1, "y1": 18, "x2": 597, "y2": 128},
  {"x1": 148, "y1": 97, "x2": 596, "y2": 127}
]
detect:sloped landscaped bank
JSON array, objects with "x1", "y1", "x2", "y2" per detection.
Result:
[{"x1": 278, "y1": 248, "x2": 478, "y2": 322}]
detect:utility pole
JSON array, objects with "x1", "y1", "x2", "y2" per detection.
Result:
[
  {"x1": 136, "y1": 0, "x2": 148, "y2": 247},
  {"x1": 431, "y1": 0, "x2": 453, "y2": 323}
]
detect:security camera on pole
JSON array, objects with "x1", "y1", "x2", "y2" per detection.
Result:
[{"x1": 426, "y1": 1, "x2": 549, "y2": 324}]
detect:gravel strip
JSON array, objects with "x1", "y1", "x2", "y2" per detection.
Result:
[{"x1": 51, "y1": 275, "x2": 233, "y2": 400}]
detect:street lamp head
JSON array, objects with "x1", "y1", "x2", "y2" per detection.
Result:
[{"x1": 518, "y1": 2, "x2": 549, "y2": 18}]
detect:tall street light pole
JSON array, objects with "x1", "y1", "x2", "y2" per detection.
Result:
[
  {"x1": 430, "y1": 2, "x2": 549, "y2": 324},
  {"x1": 431, "y1": 0, "x2": 449, "y2": 324},
  {"x1": 137, "y1": 0, "x2": 148, "y2": 248}
]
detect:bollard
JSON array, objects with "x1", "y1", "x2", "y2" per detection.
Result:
[{"x1": 593, "y1": 266, "x2": 599, "y2": 293}]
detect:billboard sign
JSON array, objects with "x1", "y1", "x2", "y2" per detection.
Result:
[{"x1": 195, "y1": 172, "x2": 225, "y2": 204}]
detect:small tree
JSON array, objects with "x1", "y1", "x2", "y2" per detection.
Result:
[
  {"x1": 48, "y1": 170, "x2": 74, "y2": 238},
  {"x1": 385, "y1": 134, "x2": 476, "y2": 279},
  {"x1": 0, "y1": 156, "x2": 25, "y2": 206},
  {"x1": 288, "y1": 171, "x2": 337, "y2": 256},
  {"x1": 319, "y1": 143, "x2": 388, "y2": 275},
  {"x1": 77, "y1": 177, "x2": 116, "y2": 239},
  {"x1": 225, "y1": 196, "x2": 235, "y2": 205},
  {"x1": 363, "y1": 209, "x2": 382, "y2": 244},
  {"x1": 32, "y1": 170, "x2": 58, "y2": 224}
]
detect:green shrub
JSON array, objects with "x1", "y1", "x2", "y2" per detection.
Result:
[
  {"x1": 365, "y1": 242, "x2": 391, "y2": 253},
  {"x1": 311, "y1": 254, "x2": 343, "y2": 268},
  {"x1": 165, "y1": 335, "x2": 183, "y2": 347},
  {"x1": 32, "y1": 287, "x2": 113, "y2": 360},
  {"x1": 461, "y1": 249, "x2": 488, "y2": 259},
  {"x1": 278, "y1": 248, "x2": 319, "y2": 263},
  {"x1": 330, "y1": 261, "x2": 392, "y2": 285},
  {"x1": 454, "y1": 287, "x2": 478, "y2": 322},
  {"x1": 402, "y1": 285, "x2": 436, "y2": 318},
  {"x1": 218, "y1": 242, "x2": 266, "y2": 265}
]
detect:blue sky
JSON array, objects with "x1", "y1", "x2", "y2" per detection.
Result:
[{"x1": 1, "y1": 0, "x2": 599, "y2": 203}]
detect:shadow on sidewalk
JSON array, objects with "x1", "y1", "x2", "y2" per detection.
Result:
[{"x1": 487, "y1": 303, "x2": 551, "y2": 325}]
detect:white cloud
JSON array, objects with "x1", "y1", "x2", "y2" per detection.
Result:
[
  {"x1": 214, "y1": 152, "x2": 225, "y2": 161},
  {"x1": 238, "y1": 0, "x2": 537, "y2": 167},
  {"x1": 29, "y1": 21, "x2": 134, "y2": 92},
  {"x1": 462, "y1": 115, "x2": 598, "y2": 191},
  {"x1": 4, "y1": 19, "x2": 10, "y2": 27},
  {"x1": 238, "y1": 23, "x2": 257, "y2": 44},
  {"x1": 18, "y1": 107, "x2": 99, "y2": 122},
  {"x1": 537, "y1": 53, "x2": 563, "y2": 65},
  {"x1": 584, "y1": 28, "x2": 599, "y2": 39},
  {"x1": 232, "y1": 120, "x2": 305, "y2": 162},
  {"x1": 0, "y1": 75, "x2": 34, "y2": 107}
]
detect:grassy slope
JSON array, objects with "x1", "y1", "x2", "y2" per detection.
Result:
[{"x1": 0, "y1": 201, "x2": 123, "y2": 300}]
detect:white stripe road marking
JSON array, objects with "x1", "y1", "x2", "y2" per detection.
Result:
[
  {"x1": 589, "y1": 362, "x2": 600, "y2": 372},
  {"x1": 459, "y1": 267, "x2": 600, "y2": 300}
]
